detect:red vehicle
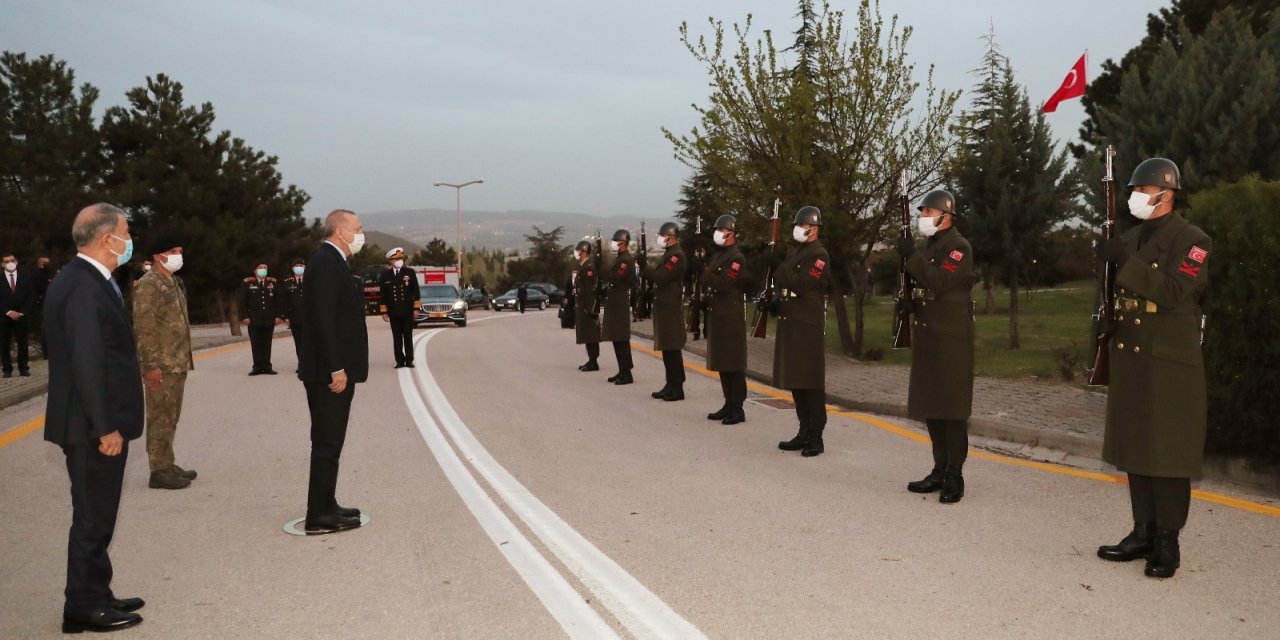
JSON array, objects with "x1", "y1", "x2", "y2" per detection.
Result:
[{"x1": 360, "y1": 266, "x2": 383, "y2": 315}]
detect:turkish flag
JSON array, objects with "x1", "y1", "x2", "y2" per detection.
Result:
[{"x1": 1042, "y1": 53, "x2": 1086, "y2": 113}]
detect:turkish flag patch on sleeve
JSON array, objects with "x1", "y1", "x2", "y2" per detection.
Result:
[
  {"x1": 809, "y1": 258, "x2": 826, "y2": 280},
  {"x1": 1178, "y1": 261, "x2": 1201, "y2": 279},
  {"x1": 728, "y1": 261, "x2": 741, "y2": 280},
  {"x1": 949, "y1": 250, "x2": 965, "y2": 262},
  {"x1": 665, "y1": 256, "x2": 678, "y2": 271},
  {"x1": 1188, "y1": 246, "x2": 1208, "y2": 263}
]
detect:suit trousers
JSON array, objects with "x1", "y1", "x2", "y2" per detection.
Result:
[
  {"x1": 145, "y1": 372, "x2": 188, "y2": 472},
  {"x1": 925, "y1": 418, "x2": 969, "y2": 471},
  {"x1": 718, "y1": 370, "x2": 747, "y2": 412},
  {"x1": 63, "y1": 442, "x2": 128, "y2": 612},
  {"x1": 305, "y1": 381, "x2": 355, "y2": 517},
  {"x1": 388, "y1": 314, "x2": 414, "y2": 364},
  {"x1": 791, "y1": 389, "x2": 827, "y2": 438},
  {"x1": 248, "y1": 324, "x2": 273, "y2": 371},
  {"x1": 1128, "y1": 473, "x2": 1191, "y2": 530},
  {"x1": 289, "y1": 323, "x2": 306, "y2": 371},
  {"x1": 661, "y1": 350, "x2": 685, "y2": 387},
  {"x1": 1, "y1": 315, "x2": 29, "y2": 372},
  {"x1": 612, "y1": 341, "x2": 633, "y2": 373}
]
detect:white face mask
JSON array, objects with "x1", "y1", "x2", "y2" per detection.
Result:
[
  {"x1": 654, "y1": 235, "x2": 668, "y2": 249},
  {"x1": 392, "y1": 259, "x2": 404, "y2": 269},
  {"x1": 609, "y1": 240, "x2": 621, "y2": 253},
  {"x1": 3, "y1": 262, "x2": 16, "y2": 273},
  {"x1": 292, "y1": 266, "x2": 305, "y2": 276},
  {"x1": 1128, "y1": 190, "x2": 1165, "y2": 220},
  {"x1": 343, "y1": 227, "x2": 365, "y2": 254},
  {"x1": 917, "y1": 215, "x2": 942, "y2": 237},
  {"x1": 161, "y1": 253, "x2": 184, "y2": 273},
  {"x1": 792, "y1": 225, "x2": 810, "y2": 243},
  {"x1": 713, "y1": 230, "x2": 729, "y2": 246}
]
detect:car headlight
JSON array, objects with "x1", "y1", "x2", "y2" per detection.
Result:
[{"x1": 452, "y1": 300, "x2": 465, "y2": 310}]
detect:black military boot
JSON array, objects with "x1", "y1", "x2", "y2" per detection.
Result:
[
  {"x1": 651, "y1": 384, "x2": 672, "y2": 399},
  {"x1": 1144, "y1": 529, "x2": 1181, "y2": 578},
  {"x1": 613, "y1": 371, "x2": 633, "y2": 385},
  {"x1": 607, "y1": 372, "x2": 621, "y2": 382},
  {"x1": 801, "y1": 437, "x2": 824, "y2": 457},
  {"x1": 939, "y1": 467, "x2": 964, "y2": 503},
  {"x1": 721, "y1": 410, "x2": 746, "y2": 425},
  {"x1": 171, "y1": 464, "x2": 198, "y2": 481},
  {"x1": 148, "y1": 468, "x2": 191, "y2": 490},
  {"x1": 907, "y1": 468, "x2": 945, "y2": 493},
  {"x1": 778, "y1": 428, "x2": 808, "y2": 451},
  {"x1": 1097, "y1": 522, "x2": 1155, "y2": 562},
  {"x1": 707, "y1": 406, "x2": 729, "y2": 420},
  {"x1": 661, "y1": 386, "x2": 685, "y2": 401},
  {"x1": 578, "y1": 361, "x2": 600, "y2": 372}
]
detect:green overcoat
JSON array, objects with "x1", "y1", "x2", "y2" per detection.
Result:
[
  {"x1": 905, "y1": 227, "x2": 976, "y2": 420},
  {"x1": 702, "y1": 245, "x2": 748, "y2": 372},
  {"x1": 640, "y1": 246, "x2": 687, "y2": 351},
  {"x1": 772, "y1": 240, "x2": 829, "y2": 390},
  {"x1": 600, "y1": 252, "x2": 634, "y2": 343},
  {"x1": 573, "y1": 262, "x2": 600, "y2": 345}
]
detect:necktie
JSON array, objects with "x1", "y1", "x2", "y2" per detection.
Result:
[
  {"x1": 7, "y1": 273, "x2": 13, "y2": 293},
  {"x1": 109, "y1": 277, "x2": 123, "y2": 302}
]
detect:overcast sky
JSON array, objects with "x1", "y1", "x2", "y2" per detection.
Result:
[{"x1": 4, "y1": 0, "x2": 1160, "y2": 219}]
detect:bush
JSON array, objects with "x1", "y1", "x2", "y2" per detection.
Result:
[{"x1": 1187, "y1": 176, "x2": 1280, "y2": 466}]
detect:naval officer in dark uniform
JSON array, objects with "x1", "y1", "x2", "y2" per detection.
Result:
[
  {"x1": 701, "y1": 214, "x2": 749, "y2": 424},
  {"x1": 899, "y1": 189, "x2": 977, "y2": 504},
  {"x1": 1095, "y1": 157, "x2": 1211, "y2": 579}
]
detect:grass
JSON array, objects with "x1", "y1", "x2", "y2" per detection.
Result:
[{"x1": 814, "y1": 280, "x2": 1098, "y2": 382}]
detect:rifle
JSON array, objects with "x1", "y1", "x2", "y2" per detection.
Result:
[
  {"x1": 891, "y1": 170, "x2": 913, "y2": 349},
  {"x1": 750, "y1": 197, "x2": 782, "y2": 339},
  {"x1": 634, "y1": 221, "x2": 652, "y2": 321},
  {"x1": 1087, "y1": 146, "x2": 1118, "y2": 386},
  {"x1": 592, "y1": 231, "x2": 605, "y2": 317},
  {"x1": 685, "y1": 216, "x2": 705, "y2": 340}
]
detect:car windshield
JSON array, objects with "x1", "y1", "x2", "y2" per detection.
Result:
[{"x1": 420, "y1": 285, "x2": 459, "y2": 298}]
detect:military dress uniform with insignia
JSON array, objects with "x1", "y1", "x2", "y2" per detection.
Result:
[
  {"x1": 900, "y1": 189, "x2": 977, "y2": 504},
  {"x1": 772, "y1": 206, "x2": 831, "y2": 457},
  {"x1": 133, "y1": 234, "x2": 196, "y2": 490},
  {"x1": 279, "y1": 260, "x2": 307, "y2": 373},
  {"x1": 379, "y1": 248, "x2": 421, "y2": 368},
  {"x1": 239, "y1": 267, "x2": 279, "y2": 375},
  {"x1": 702, "y1": 214, "x2": 749, "y2": 424},
  {"x1": 1096, "y1": 158, "x2": 1211, "y2": 579},
  {"x1": 573, "y1": 240, "x2": 602, "y2": 371},
  {"x1": 640, "y1": 221, "x2": 688, "y2": 401},
  {"x1": 600, "y1": 229, "x2": 636, "y2": 385}
]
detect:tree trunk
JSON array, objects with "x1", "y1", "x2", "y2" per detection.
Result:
[
  {"x1": 983, "y1": 267, "x2": 996, "y2": 314},
  {"x1": 834, "y1": 266, "x2": 856, "y2": 357},
  {"x1": 1007, "y1": 260, "x2": 1021, "y2": 349},
  {"x1": 850, "y1": 263, "x2": 869, "y2": 358},
  {"x1": 223, "y1": 290, "x2": 242, "y2": 337}
]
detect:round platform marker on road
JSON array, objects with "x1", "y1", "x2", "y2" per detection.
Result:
[{"x1": 282, "y1": 514, "x2": 370, "y2": 536}]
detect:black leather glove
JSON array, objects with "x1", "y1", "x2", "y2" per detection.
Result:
[
  {"x1": 763, "y1": 251, "x2": 784, "y2": 269},
  {"x1": 895, "y1": 296, "x2": 916, "y2": 315},
  {"x1": 1097, "y1": 238, "x2": 1131, "y2": 268},
  {"x1": 898, "y1": 236, "x2": 916, "y2": 259}
]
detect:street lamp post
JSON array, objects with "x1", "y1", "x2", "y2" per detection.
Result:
[{"x1": 432, "y1": 179, "x2": 484, "y2": 285}]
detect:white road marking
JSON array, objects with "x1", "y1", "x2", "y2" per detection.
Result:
[
  {"x1": 397, "y1": 349, "x2": 620, "y2": 639},
  {"x1": 410, "y1": 328, "x2": 707, "y2": 640}
]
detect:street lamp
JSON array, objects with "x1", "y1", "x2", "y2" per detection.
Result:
[{"x1": 432, "y1": 179, "x2": 484, "y2": 284}]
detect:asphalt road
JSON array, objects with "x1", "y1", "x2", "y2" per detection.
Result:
[{"x1": 1, "y1": 310, "x2": 1277, "y2": 639}]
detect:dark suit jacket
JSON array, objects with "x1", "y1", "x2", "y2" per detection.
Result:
[
  {"x1": 1, "y1": 269, "x2": 38, "y2": 315},
  {"x1": 299, "y1": 243, "x2": 368, "y2": 384},
  {"x1": 43, "y1": 258, "x2": 144, "y2": 446}
]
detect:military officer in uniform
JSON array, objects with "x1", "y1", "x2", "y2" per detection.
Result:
[
  {"x1": 767, "y1": 206, "x2": 830, "y2": 457},
  {"x1": 239, "y1": 261, "x2": 280, "y2": 375},
  {"x1": 641, "y1": 221, "x2": 688, "y2": 401},
  {"x1": 133, "y1": 233, "x2": 196, "y2": 490},
  {"x1": 1095, "y1": 158, "x2": 1211, "y2": 579},
  {"x1": 379, "y1": 247, "x2": 420, "y2": 368},
  {"x1": 702, "y1": 215, "x2": 749, "y2": 424},
  {"x1": 279, "y1": 258, "x2": 307, "y2": 374},
  {"x1": 601, "y1": 229, "x2": 635, "y2": 385},
  {"x1": 572, "y1": 240, "x2": 601, "y2": 371},
  {"x1": 899, "y1": 189, "x2": 977, "y2": 503}
]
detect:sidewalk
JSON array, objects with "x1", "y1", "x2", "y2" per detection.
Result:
[
  {"x1": 0, "y1": 323, "x2": 280, "y2": 410},
  {"x1": 629, "y1": 320, "x2": 1276, "y2": 492}
]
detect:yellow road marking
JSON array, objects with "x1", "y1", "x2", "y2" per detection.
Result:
[
  {"x1": 632, "y1": 340, "x2": 1280, "y2": 519},
  {"x1": 0, "y1": 340, "x2": 250, "y2": 449}
]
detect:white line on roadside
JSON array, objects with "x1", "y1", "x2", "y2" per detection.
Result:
[
  {"x1": 411, "y1": 328, "x2": 707, "y2": 640},
  {"x1": 397, "y1": 339, "x2": 620, "y2": 639}
]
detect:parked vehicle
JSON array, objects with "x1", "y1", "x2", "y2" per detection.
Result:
[
  {"x1": 515, "y1": 281, "x2": 565, "y2": 305},
  {"x1": 414, "y1": 284, "x2": 467, "y2": 327},
  {"x1": 493, "y1": 287, "x2": 548, "y2": 311},
  {"x1": 461, "y1": 287, "x2": 489, "y2": 310},
  {"x1": 360, "y1": 266, "x2": 384, "y2": 315}
]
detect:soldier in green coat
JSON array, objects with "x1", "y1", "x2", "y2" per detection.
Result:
[
  {"x1": 1095, "y1": 157, "x2": 1211, "y2": 579},
  {"x1": 601, "y1": 229, "x2": 635, "y2": 385},
  {"x1": 899, "y1": 189, "x2": 977, "y2": 504},
  {"x1": 641, "y1": 221, "x2": 688, "y2": 401},
  {"x1": 702, "y1": 214, "x2": 749, "y2": 424},
  {"x1": 133, "y1": 233, "x2": 196, "y2": 490},
  {"x1": 766, "y1": 206, "x2": 830, "y2": 457},
  {"x1": 572, "y1": 240, "x2": 602, "y2": 372}
]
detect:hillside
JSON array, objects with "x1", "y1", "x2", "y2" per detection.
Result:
[{"x1": 362, "y1": 208, "x2": 666, "y2": 252}]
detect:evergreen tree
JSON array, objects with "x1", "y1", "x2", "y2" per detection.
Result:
[{"x1": 412, "y1": 238, "x2": 456, "y2": 266}]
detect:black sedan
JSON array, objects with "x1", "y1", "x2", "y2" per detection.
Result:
[
  {"x1": 493, "y1": 288, "x2": 549, "y2": 311},
  {"x1": 415, "y1": 284, "x2": 467, "y2": 327}
]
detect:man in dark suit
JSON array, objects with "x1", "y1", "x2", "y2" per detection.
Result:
[
  {"x1": 2, "y1": 251, "x2": 38, "y2": 377},
  {"x1": 517, "y1": 283, "x2": 528, "y2": 314},
  {"x1": 298, "y1": 209, "x2": 370, "y2": 533},
  {"x1": 43, "y1": 203, "x2": 146, "y2": 633}
]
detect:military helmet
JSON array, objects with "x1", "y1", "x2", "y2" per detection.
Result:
[
  {"x1": 713, "y1": 214, "x2": 737, "y2": 231},
  {"x1": 793, "y1": 206, "x2": 822, "y2": 226},
  {"x1": 658, "y1": 221, "x2": 680, "y2": 236},
  {"x1": 1127, "y1": 157, "x2": 1182, "y2": 190},
  {"x1": 574, "y1": 240, "x2": 592, "y2": 254},
  {"x1": 917, "y1": 189, "x2": 956, "y2": 214},
  {"x1": 611, "y1": 228, "x2": 630, "y2": 242}
]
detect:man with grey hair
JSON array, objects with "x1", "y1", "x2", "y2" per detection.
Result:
[
  {"x1": 297, "y1": 209, "x2": 370, "y2": 533},
  {"x1": 44, "y1": 203, "x2": 146, "y2": 632}
]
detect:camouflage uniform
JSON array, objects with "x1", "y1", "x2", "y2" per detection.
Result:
[{"x1": 133, "y1": 269, "x2": 194, "y2": 473}]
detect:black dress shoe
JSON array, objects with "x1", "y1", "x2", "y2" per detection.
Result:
[
  {"x1": 1144, "y1": 529, "x2": 1181, "y2": 578},
  {"x1": 939, "y1": 468, "x2": 965, "y2": 503},
  {"x1": 19, "y1": 370, "x2": 30, "y2": 377},
  {"x1": 248, "y1": 370, "x2": 261, "y2": 376},
  {"x1": 2, "y1": 371, "x2": 10, "y2": 378},
  {"x1": 62, "y1": 607, "x2": 142, "y2": 633},
  {"x1": 395, "y1": 363, "x2": 405, "y2": 369},
  {"x1": 721, "y1": 411, "x2": 746, "y2": 425},
  {"x1": 907, "y1": 469, "x2": 945, "y2": 494},
  {"x1": 778, "y1": 434, "x2": 808, "y2": 451},
  {"x1": 263, "y1": 369, "x2": 278, "y2": 375},
  {"x1": 613, "y1": 372, "x2": 633, "y2": 385},
  {"x1": 578, "y1": 362, "x2": 600, "y2": 372},
  {"x1": 406, "y1": 362, "x2": 415, "y2": 368},
  {"x1": 707, "y1": 407, "x2": 729, "y2": 420},
  {"x1": 304, "y1": 513, "x2": 361, "y2": 533},
  {"x1": 651, "y1": 385, "x2": 671, "y2": 399},
  {"x1": 801, "y1": 438, "x2": 825, "y2": 457},
  {"x1": 607, "y1": 373, "x2": 621, "y2": 382},
  {"x1": 1098, "y1": 522, "x2": 1156, "y2": 562},
  {"x1": 108, "y1": 596, "x2": 145, "y2": 613},
  {"x1": 661, "y1": 388, "x2": 685, "y2": 401},
  {"x1": 335, "y1": 504, "x2": 361, "y2": 518}
]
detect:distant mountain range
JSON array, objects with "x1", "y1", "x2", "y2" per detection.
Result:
[{"x1": 362, "y1": 208, "x2": 667, "y2": 252}]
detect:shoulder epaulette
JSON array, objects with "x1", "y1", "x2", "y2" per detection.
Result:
[{"x1": 243, "y1": 276, "x2": 256, "y2": 282}]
